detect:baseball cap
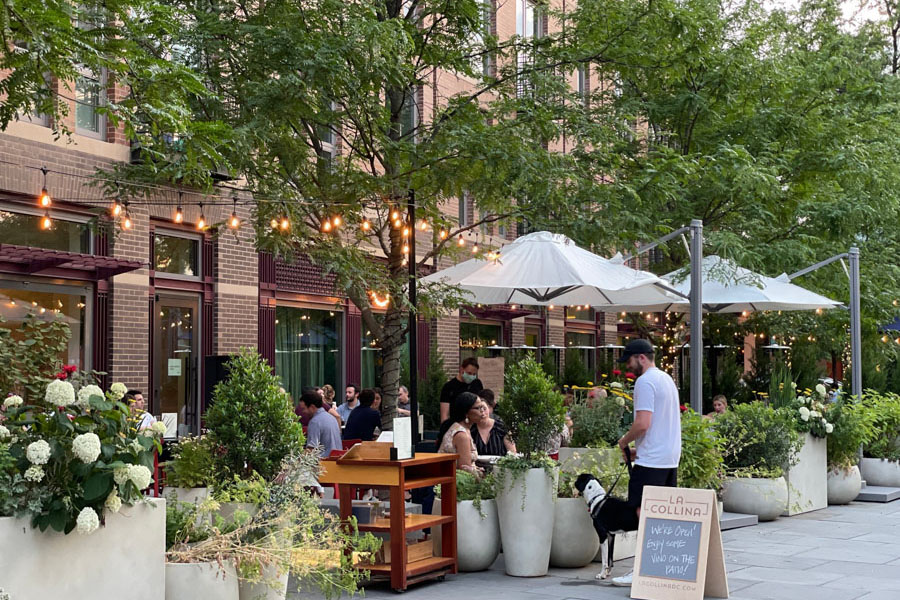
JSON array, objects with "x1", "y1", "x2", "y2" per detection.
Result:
[{"x1": 618, "y1": 339, "x2": 654, "y2": 363}]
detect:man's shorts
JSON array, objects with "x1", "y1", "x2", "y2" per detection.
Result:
[{"x1": 627, "y1": 465, "x2": 678, "y2": 508}]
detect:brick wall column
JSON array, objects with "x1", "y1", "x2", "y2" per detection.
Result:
[
  {"x1": 212, "y1": 203, "x2": 258, "y2": 355},
  {"x1": 547, "y1": 316, "x2": 565, "y2": 374},
  {"x1": 431, "y1": 311, "x2": 460, "y2": 377},
  {"x1": 510, "y1": 317, "x2": 526, "y2": 346}
]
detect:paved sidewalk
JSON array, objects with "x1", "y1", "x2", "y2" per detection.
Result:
[{"x1": 293, "y1": 500, "x2": 900, "y2": 599}]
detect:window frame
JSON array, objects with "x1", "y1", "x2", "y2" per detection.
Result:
[
  {"x1": 152, "y1": 229, "x2": 202, "y2": 281},
  {"x1": 74, "y1": 66, "x2": 108, "y2": 140},
  {"x1": 0, "y1": 202, "x2": 94, "y2": 254}
]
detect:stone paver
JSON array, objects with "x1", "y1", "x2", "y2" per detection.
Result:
[{"x1": 291, "y1": 500, "x2": 899, "y2": 600}]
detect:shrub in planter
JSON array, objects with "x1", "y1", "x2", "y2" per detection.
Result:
[
  {"x1": 0, "y1": 376, "x2": 163, "y2": 534},
  {"x1": 826, "y1": 398, "x2": 874, "y2": 504},
  {"x1": 166, "y1": 435, "x2": 218, "y2": 489},
  {"x1": 214, "y1": 472, "x2": 269, "y2": 523},
  {"x1": 569, "y1": 396, "x2": 627, "y2": 448},
  {"x1": 452, "y1": 471, "x2": 500, "y2": 572},
  {"x1": 206, "y1": 348, "x2": 304, "y2": 481},
  {"x1": 859, "y1": 391, "x2": 900, "y2": 487},
  {"x1": 494, "y1": 356, "x2": 565, "y2": 577},
  {"x1": 678, "y1": 410, "x2": 725, "y2": 493},
  {"x1": 714, "y1": 402, "x2": 800, "y2": 520}
]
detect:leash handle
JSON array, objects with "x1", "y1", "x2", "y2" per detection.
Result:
[{"x1": 623, "y1": 446, "x2": 633, "y2": 474}]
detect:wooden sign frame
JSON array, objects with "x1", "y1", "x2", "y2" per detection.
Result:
[{"x1": 631, "y1": 486, "x2": 728, "y2": 600}]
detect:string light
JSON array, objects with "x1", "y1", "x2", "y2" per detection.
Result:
[
  {"x1": 270, "y1": 217, "x2": 279, "y2": 229},
  {"x1": 361, "y1": 217, "x2": 371, "y2": 231},
  {"x1": 279, "y1": 216, "x2": 290, "y2": 231},
  {"x1": 393, "y1": 218, "x2": 402, "y2": 228},
  {"x1": 111, "y1": 199, "x2": 123, "y2": 217},
  {"x1": 439, "y1": 228, "x2": 448, "y2": 240},
  {"x1": 391, "y1": 209, "x2": 400, "y2": 221},
  {"x1": 332, "y1": 215, "x2": 342, "y2": 228},
  {"x1": 548, "y1": 304, "x2": 554, "y2": 310},
  {"x1": 472, "y1": 242, "x2": 479, "y2": 253},
  {"x1": 40, "y1": 211, "x2": 52, "y2": 230},
  {"x1": 403, "y1": 226, "x2": 410, "y2": 237},
  {"x1": 370, "y1": 291, "x2": 391, "y2": 308},
  {"x1": 418, "y1": 219, "x2": 428, "y2": 231},
  {"x1": 174, "y1": 194, "x2": 184, "y2": 224},
  {"x1": 402, "y1": 243, "x2": 410, "y2": 254},
  {"x1": 38, "y1": 166, "x2": 51, "y2": 208},
  {"x1": 322, "y1": 219, "x2": 333, "y2": 233},
  {"x1": 457, "y1": 236, "x2": 465, "y2": 247},
  {"x1": 196, "y1": 202, "x2": 206, "y2": 230},
  {"x1": 228, "y1": 194, "x2": 240, "y2": 229}
]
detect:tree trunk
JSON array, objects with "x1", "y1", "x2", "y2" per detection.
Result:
[{"x1": 379, "y1": 305, "x2": 405, "y2": 429}]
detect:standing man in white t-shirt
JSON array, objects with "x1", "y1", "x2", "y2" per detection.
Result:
[{"x1": 583, "y1": 339, "x2": 681, "y2": 587}]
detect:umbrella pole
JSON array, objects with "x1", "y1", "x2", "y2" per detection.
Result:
[
  {"x1": 849, "y1": 247, "x2": 862, "y2": 399},
  {"x1": 690, "y1": 219, "x2": 704, "y2": 414},
  {"x1": 408, "y1": 189, "x2": 419, "y2": 445}
]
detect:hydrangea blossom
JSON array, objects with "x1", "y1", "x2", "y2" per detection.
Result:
[
  {"x1": 798, "y1": 407, "x2": 810, "y2": 421},
  {"x1": 72, "y1": 432, "x2": 101, "y2": 463},
  {"x1": 616, "y1": 397, "x2": 626, "y2": 407},
  {"x1": 76, "y1": 385, "x2": 104, "y2": 409},
  {"x1": 151, "y1": 421, "x2": 167, "y2": 436},
  {"x1": 75, "y1": 506, "x2": 100, "y2": 535},
  {"x1": 128, "y1": 464, "x2": 153, "y2": 490},
  {"x1": 815, "y1": 383, "x2": 827, "y2": 397},
  {"x1": 113, "y1": 467, "x2": 130, "y2": 486},
  {"x1": 2, "y1": 395, "x2": 23, "y2": 408},
  {"x1": 26, "y1": 440, "x2": 51, "y2": 465},
  {"x1": 109, "y1": 382, "x2": 128, "y2": 400},
  {"x1": 24, "y1": 465, "x2": 45, "y2": 482},
  {"x1": 610, "y1": 382, "x2": 624, "y2": 389},
  {"x1": 825, "y1": 423, "x2": 834, "y2": 434},
  {"x1": 105, "y1": 491, "x2": 122, "y2": 514},
  {"x1": 0, "y1": 425, "x2": 9, "y2": 440},
  {"x1": 45, "y1": 379, "x2": 76, "y2": 407}
]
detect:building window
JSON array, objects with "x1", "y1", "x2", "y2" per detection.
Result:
[
  {"x1": 0, "y1": 209, "x2": 91, "y2": 253},
  {"x1": 565, "y1": 330, "x2": 596, "y2": 375},
  {"x1": 577, "y1": 65, "x2": 589, "y2": 106},
  {"x1": 566, "y1": 306, "x2": 594, "y2": 321},
  {"x1": 361, "y1": 325, "x2": 382, "y2": 390},
  {"x1": 75, "y1": 68, "x2": 106, "y2": 138},
  {"x1": 0, "y1": 280, "x2": 92, "y2": 371},
  {"x1": 275, "y1": 306, "x2": 342, "y2": 402},
  {"x1": 399, "y1": 87, "x2": 418, "y2": 141},
  {"x1": 459, "y1": 321, "x2": 502, "y2": 361},
  {"x1": 153, "y1": 232, "x2": 200, "y2": 277},
  {"x1": 471, "y1": 0, "x2": 492, "y2": 76}
]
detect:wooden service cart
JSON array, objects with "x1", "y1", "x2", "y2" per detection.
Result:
[{"x1": 319, "y1": 443, "x2": 458, "y2": 592}]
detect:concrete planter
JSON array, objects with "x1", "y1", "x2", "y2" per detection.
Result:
[
  {"x1": 722, "y1": 477, "x2": 787, "y2": 522},
  {"x1": 783, "y1": 433, "x2": 827, "y2": 515},
  {"x1": 550, "y1": 498, "x2": 600, "y2": 568},
  {"x1": 827, "y1": 466, "x2": 862, "y2": 505},
  {"x1": 859, "y1": 457, "x2": 900, "y2": 487},
  {"x1": 166, "y1": 561, "x2": 239, "y2": 600},
  {"x1": 457, "y1": 499, "x2": 501, "y2": 571},
  {"x1": 496, "y1": 466, "x2": 557, "y2": 577},
  {"x1": 0, "y1": 498, "x2": 165, "y2": 600},
  {"x1": 166, "y1": 486, "x2": 210, "y2": 506},
  {"x1": 238, "y1": 564, "x2": 290, "y2": 600}
]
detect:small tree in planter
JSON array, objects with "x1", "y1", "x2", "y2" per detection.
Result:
[
  {"x1": 205, "y1": 348, "x2": 305, "y2": 482},
  {"x1": 678, "y1": 410, "x2": 725, "y2": 495},
  {"x1": 164, "y1": 435, "x2": 219, "y2": 506},
  {"x1": 434, "y1": 471, "x2": 500, "y2": 572},
  {"x1": 714, "y1": 402, "x2": 800, "y2": 521},
  {"x1": 859, "y1": 391, "x2": 900, "y2": 487},
  {"x1": 494, "y1": 356, "x2": 565, "y2": 577},
  {"x1": 826, "y1": 398, "x2": 875, "y2": 504}
]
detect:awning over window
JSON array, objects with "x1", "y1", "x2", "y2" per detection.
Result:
[{"x1": 0, "y1": 244, "x2": 145, "y2": 280}]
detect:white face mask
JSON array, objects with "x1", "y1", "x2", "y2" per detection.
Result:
[{"x1": 462, "y1": 372, "x2": 477, "y2": 384}]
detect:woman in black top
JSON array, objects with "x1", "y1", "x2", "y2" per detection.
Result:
[{"x1": 470, "y1": 389, "x2": 516, "y2": 456}]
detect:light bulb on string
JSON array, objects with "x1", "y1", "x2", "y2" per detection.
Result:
[
  {"x1": 196, "y1": 202, "x2": 206, "y2": 230},
  {"x1": 472, "y1": 242, "x2": 479, "y2": 254},
  {"x1": 332, "y1": 215, "x2": 342, "y2": 228},
  {"x1": 402, "y1": 243, "x2": 410, "y2": 254},
  {"x1": 391, "y1": 209, "x2": 400, "y2": 221},
  {"x1": 361, "y1": 218, "x2": 371, "y2": 231},
  {"x1": 322, "y1": 219, "x2": 332, "y2": 233},
  {"x1": 393, "y1": 218, "x2": 402, "y2": 229},
  {"x1": 174, "y1": 193, "x2": 184, "y2": 224},
  {"x1": 439, "y1": 228, "x2": 448, "y2": 240},
  {"x1": 419, "y1": 219, "x2": 428, "y2": 231},
  {"x1": 279, "y1": 216, "x2": 290, "y2": 231},
  {"x1": 111, "y1": 199, "x2": 123, "y2": 217},
  {"x1": 270, "y1": 217, "x2": 279, "y2": 229},
  {"x1": 228, "y1": 193, "x2": 240, "y2": 229},
  {"x1": 121, "y1": 209, "x2": 133, "y2": 231},
  {"x1": 40, "y1": 210, "x2": 52, "y2": 230},
  {"x1": 38, "y1": 166, "x2": 51, "y2": 208},
  {"x1": 403, "y1": 227, "x2": 409, "y2": 238}
]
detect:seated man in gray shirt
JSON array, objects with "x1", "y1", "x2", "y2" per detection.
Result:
[{"x1": 298, "y1": 389, "x2": 342, "y2": 458}]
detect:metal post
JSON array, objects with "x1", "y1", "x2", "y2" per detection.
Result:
[
  {"x1": 849, "y1": 246, "x2": 862, "y2": 399},
  {"x1": 690, "y1": 219, "x2": 703, "y2": 413},
  {"x1": 408, "y1": 190, "x2": 419, "y2": 444}
]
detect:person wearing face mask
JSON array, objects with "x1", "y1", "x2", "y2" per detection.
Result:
[{"x1": 440, "y1": 357, "x2": 484, "y2": 423}]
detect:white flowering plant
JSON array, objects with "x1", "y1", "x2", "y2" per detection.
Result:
[
  {"x1": 784, "y1": 384, "x2": 833, "y2": 439},
  {"x1": 0, "y1": 374, "x2": 163, "y2": 534}
]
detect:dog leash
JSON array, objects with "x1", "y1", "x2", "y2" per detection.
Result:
[{"x1": 599, "y1": 447, "x2": 633, "y2": 505}]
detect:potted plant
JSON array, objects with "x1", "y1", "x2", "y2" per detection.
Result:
[
  {"x1": 714, "y1": 402, "x2": 800, "y2": 521},
  {"x1": 859, "y1": 392, "x2": 900, "y2": 487},
  {"x1": 826, "y1": 398, "x2": 874, "y2": 504},
  {"x1": 562, "y1": 392, "x2": 628, "y2": 466},
  {"x1": 494, "y1": 356, "x2": 565, "y2": 577},
  {"x1": 213, "y1": 472, "x2": 270, "y2": 523},
  {"x1": 164, "y1": 435, "x2": 218, "y2": 506},
  {"x1": 773, "y1": 383, "x2": 833, "y2": 515},
  {"x1": 0, "y1": 378, "x2": 166, "y2": 599},
  {"x1": 551, "y1": 453, "x2": 609, "y2": 568},
  {"x1": 679, "y1": 409, "x2": 725, "y2": 514},
  {"x1": 432, "y1": 471, "x2": 500, "y2": 572}
]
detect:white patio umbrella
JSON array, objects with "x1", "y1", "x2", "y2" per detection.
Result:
[
  {"x1": 603, "y1": 255, "x2": 840, "y2": 313},
  {"x1": 421, "y1": 231, "x2": 681, "y2": 307}
]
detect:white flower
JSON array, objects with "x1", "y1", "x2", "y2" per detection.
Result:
[
  {"x1": 3, "y1": 395, "x2": 23, "y2": 408},
  {"x1": 610, "y1": 382, "x2": 624, "y2": 389},
  {"x1": 26, "y1": 440, "x2": 51, "y2": 465},
  {"x1": 809, "y1": 410, "x2": 820, "y2": 419},
  {"x1": 45, "y1": 379, "x2": 75, "y2": 407},
  {"x1": 75, "y1": 507, "x2": 100, "y2": 535},
  {"x1": 0, "y1": 425, "x2": 9, "y2": 440},
  {"x1": 151, "y1": 421, "x2": 167, "y2": 436},
  {"x1": 24, "y1": 465, "x2": 44, "y2": 482},
  {"x1": 799, "y1": 407, "x2": 810, "y2": 422},
  {"x1": 76, "y1": 385, "x2": 104, "y2": 409},
  {"x1": 791, "y1": 382, "x2": 797, "y2": 389},
  {"x1": 821, "y1": 418, "x2": 827, "y2": 425},
  {"x1": 113, "y1": 467, "x2": 130, "y2": 486},
  {"x1": 72, "y1": 432, "x2": 101, "y2": 463},
  {"x1": 616, "y1": 397, "x2": 626, "y2": 407},
  {"x1": 815, "y1": 384, "x2": 827, "y2": 397},
  {"x1": 128, "y1": 464, "x2": 152, "y2": 490},
  {"x1": 104, "y1": 491, "x2": 122, "y2": 513},
  {"x1": 109, "y1": 382, "x2": 127, "y2": 401},
  {"x1": 825, "y1": 423, "x2": 834, "y2": 434}
]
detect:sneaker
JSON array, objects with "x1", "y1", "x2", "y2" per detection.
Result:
[{"x1": 611, "y1": 571, "x2": 633, "y2": 587}]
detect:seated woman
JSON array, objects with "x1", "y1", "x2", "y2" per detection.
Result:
[
  {"x1": 705, "y1": 395, "x2": 728, "y2": 419},
  {"x1": 471, "y1": 389, "x2": 516, "y2": 456},
  {"x1": 437, "y1": 392, "x2": 484, "y2": 475}
]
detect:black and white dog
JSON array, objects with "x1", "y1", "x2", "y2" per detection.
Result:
[{"x1": 574, "y1": 473, "x2": 628, "y2": 580}]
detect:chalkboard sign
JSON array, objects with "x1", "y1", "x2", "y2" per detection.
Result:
[
  {"x1": 639, "y1": 518, "x2": 702, "y2": 581},
  {"x1": 631, "y1": 487, "x2": 728, "y2": 600}
]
